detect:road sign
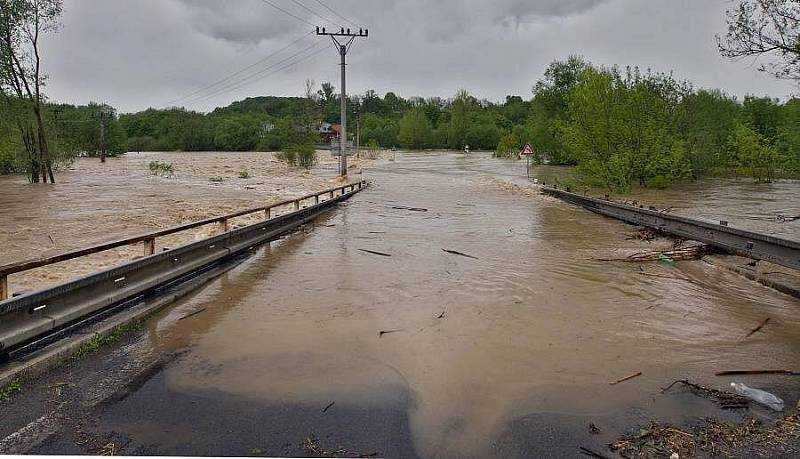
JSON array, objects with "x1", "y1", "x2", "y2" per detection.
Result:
[{"x1": 520, "y1": 143, "x2": 535, "y2": 156}]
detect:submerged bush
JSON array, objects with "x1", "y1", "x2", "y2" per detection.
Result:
[
  {"x1": 148, "y1": 161, "x2": 174, "y2": 177},
  {"x1": 278, "y1": 144, "x2": 316, "y2": 170}
]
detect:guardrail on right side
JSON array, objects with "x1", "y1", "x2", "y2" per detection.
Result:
[{"x1": 542, "y1": 186, "x2": 800, "y2": 272}]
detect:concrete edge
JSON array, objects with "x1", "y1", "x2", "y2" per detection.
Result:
[{"x1": 0, "y1": 258, "x2": 239, "y2": 390}]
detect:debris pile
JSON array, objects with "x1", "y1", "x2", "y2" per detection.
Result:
[{"x1": 610, "y1": 416, "x2": 800, "y2": 458}]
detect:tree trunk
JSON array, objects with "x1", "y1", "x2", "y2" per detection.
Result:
[{"x1": 32, "y1": 104, "x2": 54, "y2": 184}]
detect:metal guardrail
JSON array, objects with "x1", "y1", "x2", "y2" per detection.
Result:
[
  {"x1": 542, "y1": 186, "x2": 800, "y2": 272},
  {"x1": 0, "y1": 181, "x2": 367, "y2": 352}
]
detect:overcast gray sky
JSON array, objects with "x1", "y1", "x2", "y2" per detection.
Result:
[{"x1": 40, "y1": 0, "x2": 797, "y2": 113}]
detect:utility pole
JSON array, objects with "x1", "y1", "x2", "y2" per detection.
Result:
[
  {"x1": 316, "y1": 26, "x2": 368, "y2": 177},
  {"x1": 356, "y1": 111, "x2": 360, "y2": 159},
  {"x1": 99, "y1": 111, "x2": 107, "y2": 163}
]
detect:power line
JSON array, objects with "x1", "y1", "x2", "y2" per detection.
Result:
[
  {"x1": 183, "y1": 41, "x2": 328, "y2": 107},
  {"x1": 313, "y1": 0, "x2": 359, "y2": 28},
  {"x1": 185, "y1": 44, "x2": 327, "y2": 107},
  {"x1": 287, "y1": 0, "x2": 338, "y2": 27},
  {"x1": 259, "y1": 0, "x2": 316, "y2": 27},
  {"x1": 166, "y1": 31, "x2": 314, "y2": 106},
  {"x1": 182, "y1": 40, "x2": 323, "y2": 105}
]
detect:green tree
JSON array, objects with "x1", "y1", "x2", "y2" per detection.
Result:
[
  {"x1": 0, "y1": 0, "x2": 64, "y2": 182},
  {"x1": 398, "y1": 108, "x2": 433, "y2": 149},
  {"x1": 530, "y1": 56, "x2": 589, "y2": 164},
  {"x1": 447, "y1": 89, "x2": 472, "y2": 149},
  {"x1": 676, "y1": 89, "x2": 740, "y2": 177},
  {"x1": 495, "y1": 132, "x2": 520, "y2": 158},
  {"x1": 729, "y1": 122, "x2": 780, "y2": 181}
]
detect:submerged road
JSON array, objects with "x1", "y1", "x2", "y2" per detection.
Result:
[{"x1": 2, "y1": 152, "x2": 800, "y2": 457}]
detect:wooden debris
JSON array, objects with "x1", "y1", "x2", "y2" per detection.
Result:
[
  {"x1": 442, "y1": 248, "x2": 479, "y2": 259},
  {"x1": 579, "y1": 446, "x2": 610, "y2": 458},
  {"x1": 716, "y1": 369, "x2": 799, "y2": 376},
  {"x1": 661, "y1": 379, "x2": 749, "y2": 408},
  {"x1": 437, "y1": 311, "x2": 445, "y2": 319},
  {"x1": 322, "y1": 401, "x2": 335, "y2": 413},
  {"x1": 178, "y1": 308, "x2": 206, "y2": 321},
  {"x1": 597, "y1": 245, "x2": 710, "y2": 263},
  {"x1": 609, "y1": 371, "x2": 642, "y2": 385},
  {"x1": 611, "y1": 416, "x2": 800, "y2": 458},
  {"x1": 392, "y1": 205, "x2": 428, "y2": 212},
  {"x1": 358, "y1": 249, "x2": 392, "y2": 257},
  {"x1": 745, "y1": 317, "x2": 771, "y2": 338},
  {"x1": 379, "y1": 329, "x2": 402, "y2": 338}
]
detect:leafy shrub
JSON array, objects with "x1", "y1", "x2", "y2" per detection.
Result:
[
  {"x1": 495, "y1": 133, "x2": 520, "y2": 158},
  {"x1": 148, "y1": 161, "x2": 174, "y2": 177},
  {"x1": 279, "y1": 144, "x2": 316, "y2": 169}
]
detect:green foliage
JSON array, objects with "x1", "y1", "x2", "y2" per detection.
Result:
[
  {"x1": 777, "y1": 98, "x2": 800, "y2": 173},
  {"x1": 561, "y1": 65, "x2": 695, "y2": 191},
  {"x1": 728, "y1": 122, "x2": 779, "y2": 181},
  {"x1": 0, "y1": 379, "x2": 22, "y2": 401},
  {"x1": 74, "y1": 321, "x2": 144, "y2": 359},
  {"x1": 676, "y1": 89, "x2": 740, "y2": 177},
  {"x1": 148, "y1": 161, "x2": 174, "y2": 177},
  {"x1": 495, "y1": 132, "x2": 520, "y2": 158},
  {"x1": 278, "y1": 144, "x2": 316, "y2": 169},
  {"x1": 465, "y1": 116, "x2": 500, "y2": 151},
  {"x1": 238, "y1": 169, "x2": 250, "y2": 179},
  {"x1": 398, "y1": 108, "x2": 433, "y2": 149}
]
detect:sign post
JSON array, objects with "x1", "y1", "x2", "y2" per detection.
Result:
[{"x1": 520, "y1": 143, "x2": 535, "y2": 178}]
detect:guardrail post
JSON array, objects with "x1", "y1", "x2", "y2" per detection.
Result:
[
  {"x1": 294, "y1": 200, "x2": 300, "y2": 211},
  {"x1": 330, "y1": 190, "x2": 334, "y2": 200},
  {"x1": 315, "y1": 195, "x2": 320, "y2": 204},
  {"x1": 0, "y1": 275, "x2": 8, "y2": 301},
  {"x1": 218, "y1": 218, "x2": 229, "y2": 233},
  {"x1": 265, "y1": 208, "x2": 271, "y2": 220},
  {"x1": 143, "y1": 238, "x2": 156, "y2": 256}
]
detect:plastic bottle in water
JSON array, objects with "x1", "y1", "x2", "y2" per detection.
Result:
[{"x1": 730, "y1": 382, "x2": 785, "y2": 411}]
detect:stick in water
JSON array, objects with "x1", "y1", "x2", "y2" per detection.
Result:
[
  {"x1": 359, "y1": 249, "x2": 392, "y2": 257},
  {"x1": 716, "y1": 369, "x2": 799, "y2": 376},
  {"x1": 442, "y1": 249, "x2": 479, "y2": 259},
  {"x1": 745, "y1": 317, "x2": 770, "y2": 338},
  {"x1": 609, "y1": 371, "x2": 643, "y2": 385}
]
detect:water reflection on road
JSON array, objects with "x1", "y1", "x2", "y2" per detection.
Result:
[{"x1": 121, "y1": 152, "x2": 798, "y2": 457}]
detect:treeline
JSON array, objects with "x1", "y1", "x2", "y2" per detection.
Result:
[
  {"x1": 0, "y1": 101, "x2": 126, "y2": 174},
  {"x1": 524, "y1": 57, "x2": 800, "y2": 191},
  {"x1": 116, "y1": 89, "x2": 517, "y2": 153},
  {"x1": 3, "y1": 57, "x2": 800, "y2": 191}
]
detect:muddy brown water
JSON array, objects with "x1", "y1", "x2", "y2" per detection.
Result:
[
  {"x1": 3, "y1": 151, "x2": 800, "y2": 457},
  {"x1": 0, "y1": 151, "x2": 356, "y2": 292}
]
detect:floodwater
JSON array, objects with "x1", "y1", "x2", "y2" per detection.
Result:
[
  {"x1": 66, "y1": 152, "x2": 800, "y2": 457},
  {"x1": 0, "y1": 151, "x2": 362, "y2": 292}
]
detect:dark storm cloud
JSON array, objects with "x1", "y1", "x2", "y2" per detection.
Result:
[
  {"x1": 178, "y1": 0, "x2": 305, "y2": 44},
  {"x1": 40, "y1": 0, "x2": 797, "y2": 113},
  {"x1": 493, "y1": 0, "x2": 607, "y2": 25}
]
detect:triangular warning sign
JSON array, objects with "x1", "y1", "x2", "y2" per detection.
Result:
[{"x1": 520, "y1": 143, "x2": 534, "y2": 156}]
